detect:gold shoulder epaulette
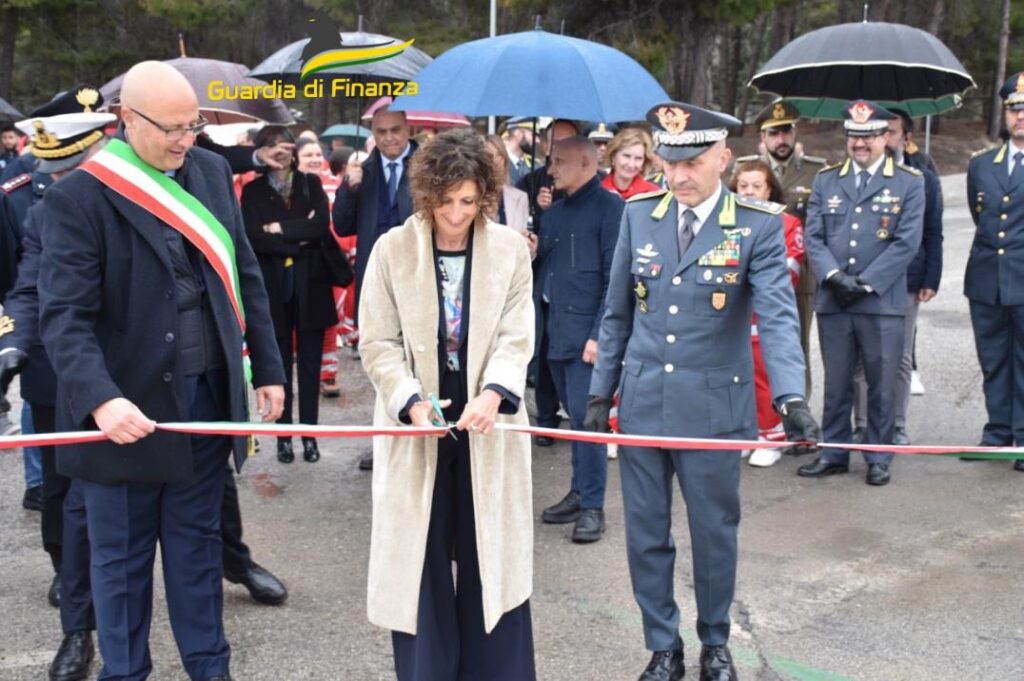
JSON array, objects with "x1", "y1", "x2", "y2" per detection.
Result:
[
  {"x1": 626, "y1": 188, "x2": 668, "y2": 203},
  {"x1": 818, "y1": 161, "x2": 842, "y2": 174},
  {"x1": 897, "y1": 164, "x2": 923, "y2": 176},
  {"x1": 735, "y1": 194, "x2": 784, "y2": 215},
  {"x1": 733, "y1": 154, "x2": 759, "y2": 163},
  {"x1": 970, "y1": 144, "x2": 1000, "y2": 160},
  {"x1": 802, "y1": 155, "x2": 828, "y2": 164}
]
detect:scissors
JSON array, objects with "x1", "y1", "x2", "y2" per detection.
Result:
[{"x1": 428, "y1": 393, "x2": 458, "y2": 441}]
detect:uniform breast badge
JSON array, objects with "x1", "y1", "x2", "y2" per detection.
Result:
[
  {"x1": 711, "y1": 288, "x2": 727, "y2": 311},
  {"x1": 634, "y1": 280, "x2": 649, "y2": 313}
]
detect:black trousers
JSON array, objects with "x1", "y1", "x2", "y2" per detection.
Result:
[
  {"x1": 35, "y1": 404, "x2": 66, "y2": 573},
  {"x1": 274, "y1": 299, "x2": 325, "y2": 434},
  {"x1": 534, "y1": 321, "x2": 562, "y2": 429},
  {"x1": 392, "y1": 371, "x2": 536, "y2": 681}
]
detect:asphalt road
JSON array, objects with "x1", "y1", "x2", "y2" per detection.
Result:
[{"x1": 1, "y1": 173, "x2": 1022, "y2": 681}]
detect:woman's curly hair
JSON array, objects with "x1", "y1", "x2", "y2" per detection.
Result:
[{"x1": 409, "y1": 127, "x2": 501, "y2": 225}]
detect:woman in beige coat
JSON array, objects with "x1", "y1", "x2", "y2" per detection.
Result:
[{"x1": 358, "y1": 127, "x2": 537, "y2": 680}]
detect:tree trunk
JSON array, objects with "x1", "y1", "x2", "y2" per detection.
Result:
[
  {"x1": 0, "y1": 5, "x2": 17, "y2": 101},
  {"x1": 673, "y1": 9, "x2": 715, "y2": 106},
  {"x1": 925, "y1": 0, "x2": 945, "y2": 34},
  {"x1": 721, "y1": 24, "x2": 742, "y2": 118},
  {"x1": 738, "y1": 13, "x2": 770, "y2": 125},
  {"x1": 990, "y1": 0, "x2": 1011, "y2": 139}
]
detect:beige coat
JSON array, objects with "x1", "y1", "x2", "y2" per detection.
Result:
[
  {"x1": 358, "y1": 212, "x2": 535, "y2": 635},
  {"x1": 501, "y1": 185, "x2": 530, "y2": 234}
]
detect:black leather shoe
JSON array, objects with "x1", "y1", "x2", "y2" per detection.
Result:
[
  {"x1": 1015, "y1": 460, "x2": 1024, "y2": 472},
  {"x1": 798, "y1": 459, "x2": 849, "y2": 477},
  {"x1": 639, "y1": 647, "x2": 684, "y2": 681},
  {"x1": 866, "y1": 463, "x2": 891, "y2": 486},
  {"x1": 204, "y1": 675, "x2": 232, "y2": 681},
  {"x1": 572, "y1": 508, "x2": 605, "y2": 543},
  {"x1": 542, "y1": 491, "x2": 581, "y2": 524},
  {"x1": 534, "y1": 435, "x2": 555, "y2": 447},
  {"x1": 302, "y1": 438, "x2": 320, "y2": 463},
  {"x1": 850, "y1": 426, "x2": 866, "y2": 446},
  {"x1": 22, "y1": 484, "x2": 43, "y2": 511},
  {"x1": 358, "y1": 450, "x2": 373, "y2": 470},
  {"x1": 48, "y1": 573, "x2": 60, "y2": 608},
  {"x1": 276, "y1": 439, "x2": 294, "y2": 464},
  {"x1": 49, "y1": 630, "x2": 94, "y2": 681},
  {"x1": 225, "y1": 562, "x2": 287, "y2": 605},
  {"x1": 963, "y1": 441, "x2": 1003, "y2": 461},
  {"x1": 699, "y1": 645, "x2": 736, "y2": 681},
  {"x1": 892, "y1": 427, "x2": 910, "y2": 446}
]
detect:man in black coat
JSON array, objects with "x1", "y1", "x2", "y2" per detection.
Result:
[
  {"x1": 37, "y1": 61, "x2": 284, "y2": 681},
  {"x1": 331, "y1": 105, "x2": 416, "y2": 470}
]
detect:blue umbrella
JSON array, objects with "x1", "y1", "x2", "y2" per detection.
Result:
[
  {"x1": 391, "y1": 28, "x2": 668, "y2": 123},
  {"x1": 320, "y1": 123, "x2": 372, "y2": 144}
]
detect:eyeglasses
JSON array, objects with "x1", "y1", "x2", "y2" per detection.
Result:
[{"x1": 129, "y1": 108, "x2": 208, "y2": 142}]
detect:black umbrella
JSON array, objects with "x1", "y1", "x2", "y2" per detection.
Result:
[
  {"x1": 100, "y1": 57, "x2": 294, "y2": 125},
  {"x1": 0, "y1": 96, "x2": 23, "y2": 122},
  {"x1": 749, "y1": 21, "x2": 975, "y2": 117}
]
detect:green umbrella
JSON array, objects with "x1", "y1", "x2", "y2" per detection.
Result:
[
  {"x1": 788, "y1": 94, "x2": 963, "y2": 120},
  {"x1": 320, "y1": 123, "x2": 371, "y2": 145}
]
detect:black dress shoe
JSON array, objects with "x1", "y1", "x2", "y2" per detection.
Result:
[
  {"x1": 572, "y1": 508, "x2": 605, "y2": 543},
  {"x1": 699, "y1": 645, "x2": 736, "y2": 681},
  {"x1": 22, "y1": 484, "x2": 43, "y2": 511},
  {"x1": 276, "y1": 439, "x2": 294, "y2": 464},
  {"x1": 49, "y1": 630, "x2": 94, "y2": 681},
  {"x1": 963, "y1": 441, "x2": 1004, "y2": 460},
  {"x1": 204, "y1": 675, "x2": 232, "y2": 681},
  {"x1": 797, "y1": 459, "x2": 849, "y2": 477},
  {"x1": 358, "y1": 450, "x2": 373, "y2": 470},
  {"x1": 866, "y1": 463, "x2": 891, "y2": 486},
  {"x1": 48, "y1": 573, "x2": 60, "y2": 608},
  {"x1": 639, "y1": 647, "x2": 684, "y2": 681},
  {"x1": 225, "y1": 562, "x2": 288, "y2": 605},
  {"x1": 1015, "y1": 460, "x2": 1024, "y2": 472},
  {"x1": 534, "y1": 435, "x2": 555, "y2": 447},
  {"x1": 542, "y1": 491, "x2": 581, "y2": 524},
  {"x1": 302, "y1": 438, "x2": 320, "y2": 463}
]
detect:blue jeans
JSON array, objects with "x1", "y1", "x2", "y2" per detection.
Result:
[
  {"x1": 548, "y1": 356, "x2": 607, "y2": 509},
  {"x1": 22, "y1": 402, "x2": 42, "y2": 489}
]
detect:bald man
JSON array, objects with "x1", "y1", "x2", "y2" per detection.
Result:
[{"x1": 38, "y1": 61, "x2": 285, "y2": 681}]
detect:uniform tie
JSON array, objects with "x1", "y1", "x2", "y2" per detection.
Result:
[
  {"x1": 678, "y1": 209, "x2": 697, "y2": 258},
  {"x1": 1012, "y1": 151, "x2": 1024, "y2": 185},
  {"x1": 856, "y1": 169, "x2": 870, "y2": 198},
  {"x1": 387, "y1": 161, "x2": 399, "y2": 205}
]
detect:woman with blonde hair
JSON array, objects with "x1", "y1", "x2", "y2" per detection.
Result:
[
  {"x1": 359, "y1": 126, "x2": 537, "y2": 680},
  {"x1": 600, "y1": 126, "x2": 661, "y2": 199}
]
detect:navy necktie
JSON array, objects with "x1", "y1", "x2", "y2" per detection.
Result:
[
  {"x1": 1012, "y1": 151, "x2": 1024, "y2": 185},
  {"x1": 857, "y1": 170, "x2": 870, "y2": 198},
  {"x1": 679, "y1": 209, "x2": 696, "y2": 258},
  {"x1": 387, "y1": 161, "x2": 399, "y2": 206}
]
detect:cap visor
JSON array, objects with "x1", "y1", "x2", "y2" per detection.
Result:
[
  {"x1": 36, "y1": 150, "x2": 87, "y2": 174},
  {"x1": 655, "y1": 143, "x2": 714, "y2": 162}
]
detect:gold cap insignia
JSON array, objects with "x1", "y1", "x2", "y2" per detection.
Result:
[
  {"x1": 76, "y1": 88, "x2": 99, "y2": 113},
  {"x1": 849, "y1": 101, "x2": 873, "y2": 125},
  {"x1": 1016, "y1": 74, "x2": 1024, "y2": 94},
  {"x1": 31, "y1": 120, "x2": 61, "y2": 151},
  {"x1": 772, "y1": 103, "x2": 787, "y2": 120},
  {"x1": 656, "y1": 106, "x2": 690, "y2": 135}
]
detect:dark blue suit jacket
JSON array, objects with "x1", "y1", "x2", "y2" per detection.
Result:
[
  {"x1": 903, "y1": 151, "x2": 943, "y2": 293},
  {"x1": 331, "y1": 142, "x2": 417, "y2": 312},
  {"x1": 38, "y1": 146, "x2": 285, "y2": 484},
  {"x1": 536, "y1": 175, "x2": 623, "y2": 360}
]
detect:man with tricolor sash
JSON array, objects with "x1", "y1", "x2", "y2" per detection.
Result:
[{"x1": 37, "y1": 61, "x2": 285, "y2": 681}]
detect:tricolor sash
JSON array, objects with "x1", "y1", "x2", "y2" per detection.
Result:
[{"x1": 81, "y1": 138, "x2": 252, "y2": 383}]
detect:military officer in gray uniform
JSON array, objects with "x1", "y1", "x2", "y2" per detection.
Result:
[
  {"x1": 965, "y1": 72, "x2": 1024, "y2": 472},
  {"x1": 800, "y1": 100, "x2": 924, "y2": 486},
  {"x1": 585, "y1": 101, "x2": 820, "y2": 681},
  {"x1": 734, "y1": 101, "x2": 827, "y2": 404}
]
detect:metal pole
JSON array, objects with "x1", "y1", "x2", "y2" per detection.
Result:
[
  {"x1": 488, "y1": 0, "x2": 496, "y2": 134},
  {"x1": 924, "y1": 114, "x2": 932, "y2": 156}
]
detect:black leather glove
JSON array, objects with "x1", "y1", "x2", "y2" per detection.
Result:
[
  {"x1": 779, "y1": 399, "x2": 822, "y2": 456},
  {"x1": 583, "y1": 396, "x2": 613, "y2": 433},
  {"x1": 0, "y1": 348, "x2": 28, "y2": 401},
  {"x1": 824, "y1": 271, "x2": 869, "y2": 308}
]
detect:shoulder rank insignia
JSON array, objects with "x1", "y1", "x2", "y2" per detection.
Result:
[
  {"x1": 1, "y1": 173, "x2": 31, "y2": 194},
  {"x1": 897, "y1": 163, "x2": 923, "y2": 176},
  {"x1": 818, "y1": 161, "x2": 843, "y2": 174},
  {"x1": 735, "y1": 194, "x2": 784, "y2": 215},
  {"x1": 626, "y1": 188, "x2": 668, "y2": 203},
  {"x1": 0, "y1": 315, "x2": 14, "y2": 337},
  {"x1": 801, "y1": 154, "x2": 828, "y2": 165},
  {"x1": 733, "y1": 154, "x2": 759, "y2": 164},
  {"x1": 970, "y1": 144, "x2": 1001, "y2": 160}
]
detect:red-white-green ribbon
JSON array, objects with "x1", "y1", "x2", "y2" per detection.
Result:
[{"x1": 0, "y1": 422, "x2": 1022, "y2": 461}]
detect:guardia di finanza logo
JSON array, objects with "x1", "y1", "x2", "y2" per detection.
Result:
[{"x1": 208, "y1": 32, "x2": 419, "y2": 101}]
